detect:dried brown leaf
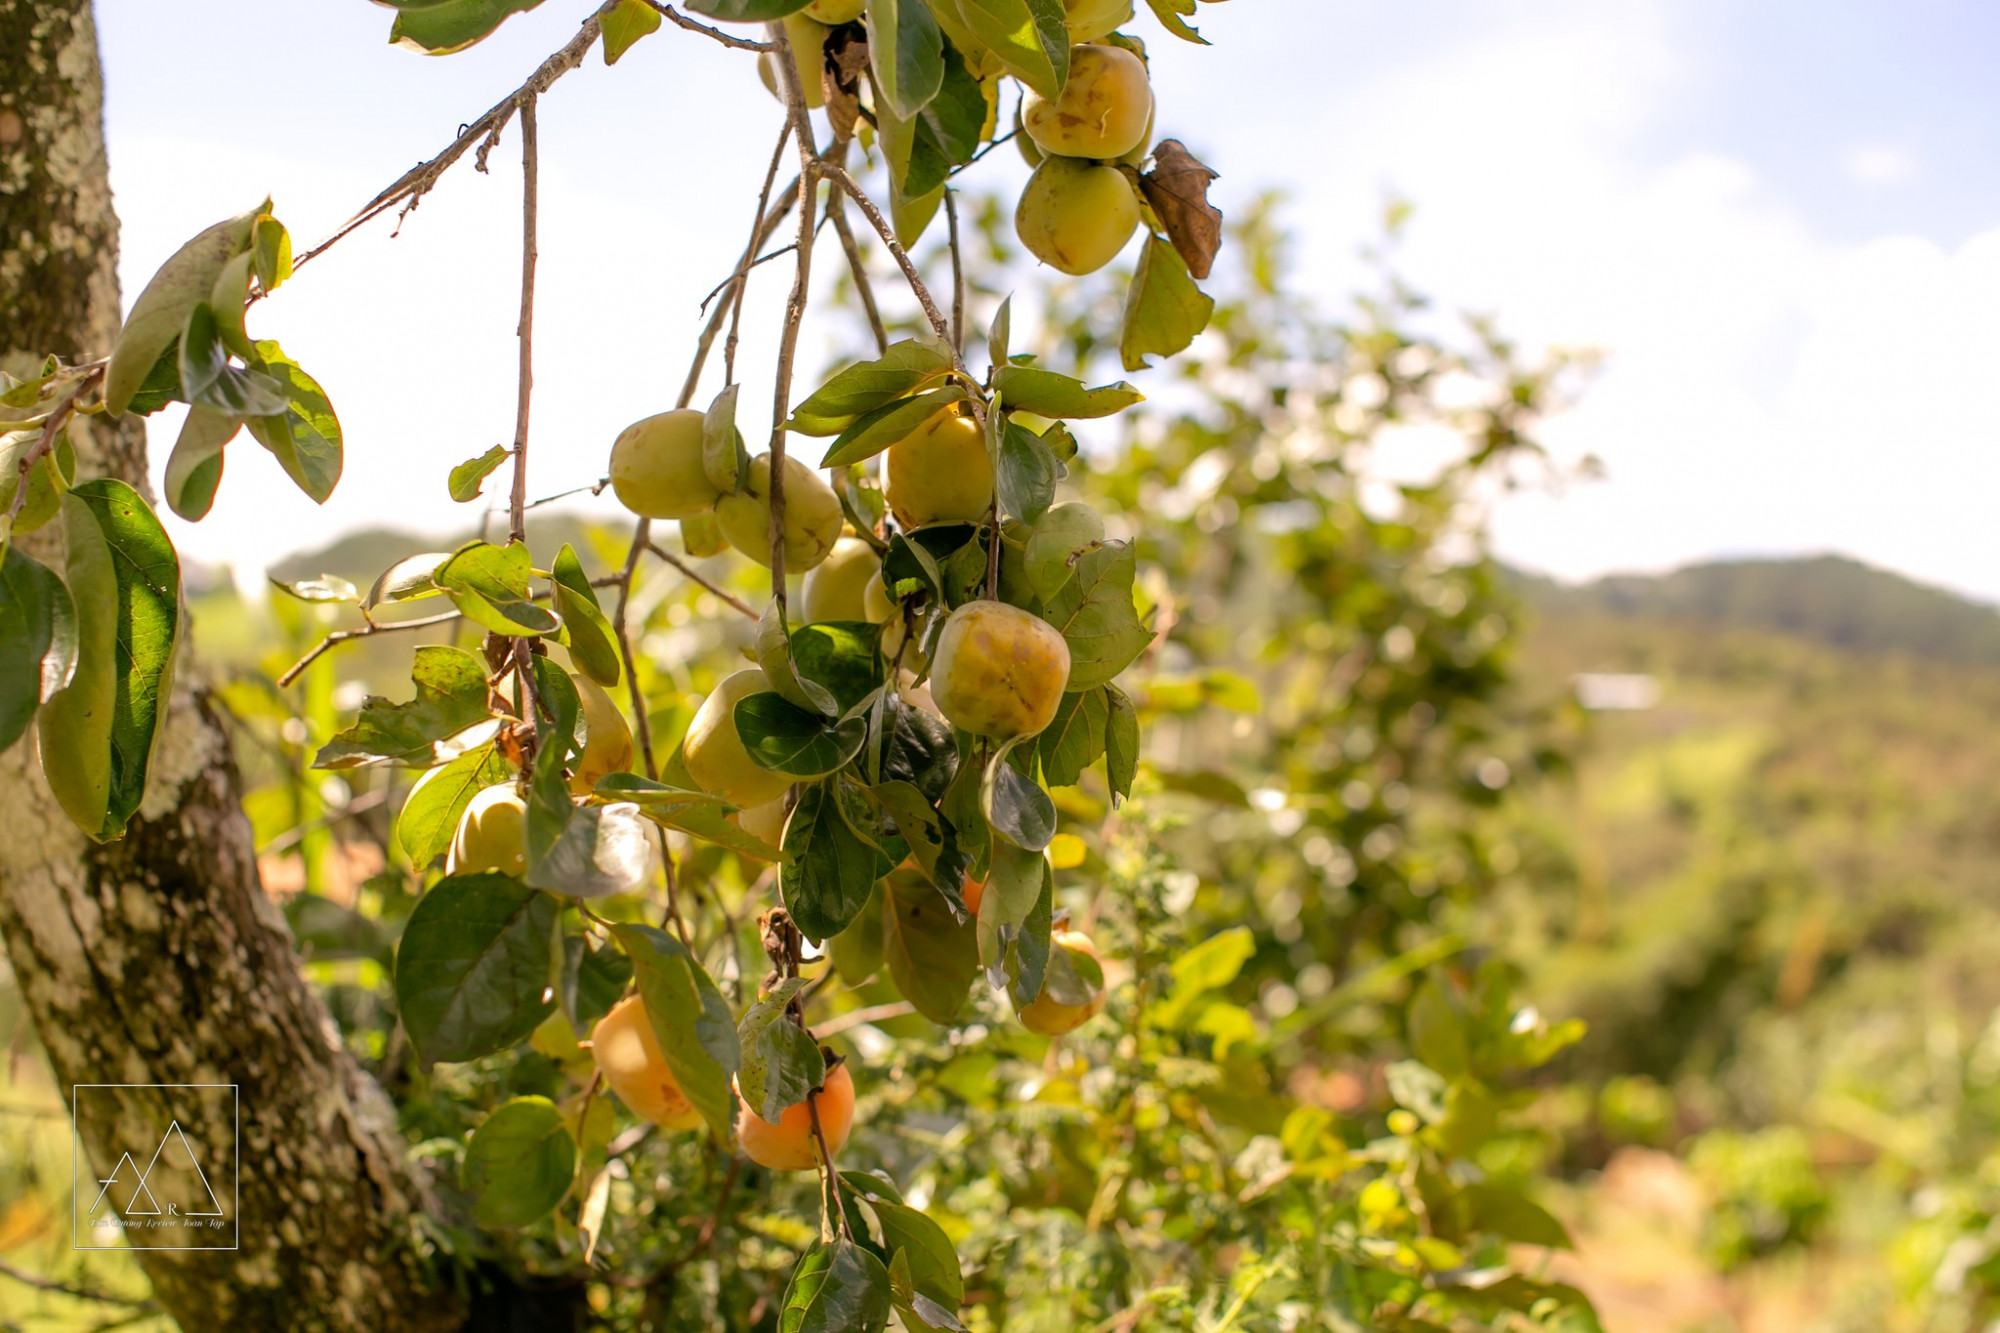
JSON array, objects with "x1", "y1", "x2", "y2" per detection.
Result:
[
  {"x1": 1139, "y1": 138, "x2": 1222, "y2": 280},
  {"x1": 824, "y1": 27, "x2": 869, "y2": 142}
]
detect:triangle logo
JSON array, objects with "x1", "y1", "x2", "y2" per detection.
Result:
[{"x1": 136, "y1": 1120, "x2": 226, "y2": 1218}]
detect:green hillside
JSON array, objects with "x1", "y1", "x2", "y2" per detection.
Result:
[{"x1": 1510, "y1": 554, "x2": 2000, "y2": 666}]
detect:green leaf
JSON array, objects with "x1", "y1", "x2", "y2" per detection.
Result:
[
  {"x1": 600, "y1": 0, "x2": 662, "y2": 62},
  {"x1": 878, "y1": 696, "x2": 959, "y2": 804},
  {"x1": 737, "y1": 978, "x2": 826, "y2": 1123},
  {"x1": 785, "y1": 339, "x2": 954, "y2": 436},
  {"x1": 1104, "y1": 683, "x2": 1138, "y2": 803},
  {"x1": 122, "y1": 343, "x2": 183, "y2": 417},
  {"x1": 614, "y1": 923, "x2": 740, "y2": 1141},
  {"x1": 178, "y1": 303, "x2": 287, "y2": 417},
  {"x1": 703, "y1": 383, "x2": 747, "y2": 494},
  {"x1": 559, "y1": 934, "x2": 633, "y2": 1029},
  {"x1": 991, "y1": 366, "x2": 1143, "y2": 419},
  {"x1": 1461, "y1": 1182, "x2": 1575, "y2": 1250},
  {"x1": 0, "y1": 428, "x2": 69, "y2": 535},
  {"x1": 591, "y1": 772, "x2": 731, "y2": 812},
  {"x1": 35, "y1": 482, "x2": 180, "y2": 842},
  {"x1": 0, "y1": 546, "x2": 77, "y2": 755},
  {"x1": 995, "y1": 420, "x2": 1057, "y2": 525},
  {"x1": 524, "y1": 657, "x2": 583, "y2": 877},
  {"x1": 389, "y1": 0, "x2": 547, "y2": 54},
  {"x1": 781, "y1": 1238, "x2": 893, "y2": 1333},
  {"x1": 952, "y1": 0, "x2": 1069, "y2": 99},
  {"x1": 240, "y1": 340, "x2": 344, "y2": 503},
  {"x1": 1408, "y1": 976, "x2": 1471, "y2": 1079},
  {"x1": 783, "y1": 779, "x2": 893, "y2": 942},
  {"x1": 362, "y1": 551, "x2": 453, "y2": 611},
  {"x1": 866, "y1": 0, "x2": 945, "y2": 117},
  {"x1": 684, "y1": 0, "x2": 814, "y2": 19},
  {"x1": 987, "y1": 296, "x2": 1011, "y2": 369},
  {"x1": 1042, "y1": 541, "x2": 1151, "y2": 690},
  {"x1": 736, "y1": 691, "x2": 868, "y2": 779},
  {"x1": 791, "y1": 621, "x2": 884, "y2": 715},
  {"x1": 551, "y1": 543, "x2": 621, "y2": 686},
  {"x1": 270, "y1": 573, "x2": 358, "y2": 603},
  {"x1": 900, "y1": 42, "x2": 987, "y2": 198},
  {"x1": 758, "y1": 599, "x2": 838, "y2": 714},
  {"x1": 866, "y1": 1194, "x2": 964, "y2": 1320},
  {"x1": 285, "y1": 893, "x2": 388, "y2": 964},
  {"x1": 1120, "y1": 235, "x2": 1215, "y2": 372},
  {"x1": 161, "y1": 406, "x2": 235, "y2": 523},
  {"x1": 531, "y1": 801, "x2": 653, "y2": 898},
  {"x1": 884, "y1": 871, "x2": 977, "y2": 1024},
  {"x1": 634, "y1": 796, "x2": 789, "y2": 861},
  {"x1": 1150, "y1": 925, "x2": 1253, "y2": 1028},
  {"x1": 980, "y1": 742, "x2": 1054, "y2": 851},
  {"x1": 990, "y1": 843, "x2": 1052, "y2": 1008},
  {"x1": 397, "y1": 744, "x2": 514, "y2": 867},
  {"x1": 315, "y1": 646, "x2": 493, "y2": 769},
  {"x1": 977, "y1": 837, "x2": 1045, "y2": 963},
  {"x1": 394, "y1": 872, "x2": 558, "y2": 1064},
  {"x1": 1142, "y1": 0, "x2": 1209, "y2": 43},
  {"x1": 105, "y1": 202, "x2": 264, "y2": 415},
  {"x1": 821, "y1": 386, "x2": 967, "y2": 469},
  {"x1": 866, "y1": 780, "x2": 949, "y2": 886},
  {"x1": 448, "y1": 444, "x2": 509, "y2": 502},
  {"x1": 462, "y1": 1096, "x2": 575, "y2": 1228},
  {"x1": 1037, "y1": 687, "x2": 1107, "y2": 787},
  {"x1": 251, "y1": 215, "x2": 292, "y2": 292},
  {"x1": 1023, "y1": 502, "x2": 1107, "y2": 602},
  {"x1": 436, "y1": 539, "x2": 561, "y2": 636}
]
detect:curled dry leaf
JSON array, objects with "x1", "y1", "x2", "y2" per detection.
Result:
[
  {"x1": 824, "y1": 27, "x2": 870, "y2": 142},
  {"x1": 1138, "y1": 138, "x2": 1223, "y2": 280}
]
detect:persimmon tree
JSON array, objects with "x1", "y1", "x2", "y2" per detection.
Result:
[{"x1": 1, "y1": 2, "x2": 1602, "y2": 1330}]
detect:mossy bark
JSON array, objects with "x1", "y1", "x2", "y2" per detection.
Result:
[{"x1": 0, "y1": 4, "x2": 460, "y2": 1328}]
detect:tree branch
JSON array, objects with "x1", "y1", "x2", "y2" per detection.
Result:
[
  {"x1": 4, "y1": 363, "x2": 103, "y2": 528},
  {"x1": 641, "y1": 1, "x2": 776, "y2": 51},
  {"x1": 819, "y1": 164, "x2": 958, "y2": 364},
  {"x1": 0, "y1": 1256, "x2": 155, "y2": 1310},
  {"x1": 645, "y1": 540, "x2": 760, "y2": 620},
  {"x1": 827, "y1": 191, "x2": 889, "y2": 355},
  {"x1": 276, "y1": 609, "x2": 463, "y2": 688},
  {"x1": 764, "y1": 18, "x2": 824, "y2": 610},
  {"x1": 725, "y1": 120, "x2": 797, "y2": 388},
  {"x1": 945, "y1": 187, "x2": 965, "y2": 356},
  {"x1": 508, "y1": 97, "x2": 538, "y2": 545},
  {"x1": 612, "y1": 518, "x2": 658, "y2": 779},
  {"x1": 293, "y1": 15, "x2": 602, "y2": 272}
]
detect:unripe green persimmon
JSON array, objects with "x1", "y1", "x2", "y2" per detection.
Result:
[
  {"x1": 802, "y1": 537, "x2": 882, "y2": 623},
  {"x1": 1019, "y1": 928, "x2": 1107, "y2": 1035},
  {"x1": 684, "y1": 668, "x2": 795, "y2": 808},
  {"x1": 1116, "y1": 100, "x2": 1155, "y2": 168},
  {"x1": 447, "y1": 784, "x2": 527, "y2": 877},
  {"x1": 592, "y1": 995, "x2": 703, "y2": 1130},
  {"x1": 713, "y1": 453, "x2": 843, "y2": 571},
  {"x1": 733, "y1": 796, "x2": 789, "y2": 848},
  {"x1": 1015, "y1": 103, "x2": 1045, "y2": 167},
  {"x1": 1016, "y1": 156, "x2": 1141, "y2": 276},
  {"x1": 930, "y1": 600, "x2": 1072, "y2": 739},
  {"x1": 1065, "y1": 0, "x2": 1133, "y2": 42},
  {"x1": 885, "y1": 407, "x2": 993, "y2": 528},
  {"x1": 862, "y1": 571, "x2": 896, "y2": 624},
  {"x1": 609, "y1": 409, "x2": 721, "y2": 520},
  {"x1": 802, "y1": 0, "x2": 863, "y2": 22},
  {"x1": 569, "y1": 676, "x2": 634, "y2": 796},
  {"x1": 1021, "y1": 44, "x2": 1151, "y2": 160}
]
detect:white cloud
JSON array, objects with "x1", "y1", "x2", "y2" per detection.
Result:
[{"x1": 1845, "y1": 141, "x2": 1919, "y2": 185}]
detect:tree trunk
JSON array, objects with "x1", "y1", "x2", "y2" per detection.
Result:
[{"x1": 0, "y1": 4, "x2": 461, "y2": 1328}]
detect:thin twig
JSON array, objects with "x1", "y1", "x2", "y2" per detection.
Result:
[
  {"x1": 806, "y1": 1084, "x2": 853, "y2": 1241},
  {"x1": 679, "y1": 178, "x2": 801, "y2": 408},
  {"x1": 697, "y1": 242, "x2": 798, "y2": 315},
  {"x1": 644, "y1": 541, "x2": 760, "y2": 620},
  {"x1": 819, "y1": 164, "x2": 957, "y2": 363},
  {"x1": 827, "y1": 191, "x2": 888, "y2": 355},
  {"x1": 641, "y1": 0, "x2": 775, "y2": 51},
  {"x1": 945, "y1": 187, "x2": 965, "y2": 356},
  {"x1": 726, "y1": 121, "x2": 797, "y2": 388},
  {"x1": 4, "y1": 364, "x2": 102, "y2": 527},
  {"x1": 811, "y1": 1000, "x2": 914, "y2": 1037},
  {"x1": 764, "y1": 17, "x2": 823, "y2": 611},
  {"x1": 258, "y1": 787, "x2": 389, "y2": 857},
  {"x1": 613, "y1": 519, "x2": 658, "y2": 779},
  {"x1": 277, "y1": 609, "x2": 462, "y2": 687},
  {"x1": 0, "y1": 1256, "x2": 155, "y2": 1309},
  {"x1": 292, "y1": 15, "x2": 601, "y2": 273},
  {"x1": 509, "y1": 97, "x2": 539, "y2": 545}
]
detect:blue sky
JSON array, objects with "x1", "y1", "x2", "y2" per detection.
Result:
[{"x1": 94, "y1": 1, "x2": 2000, "y2": 600}]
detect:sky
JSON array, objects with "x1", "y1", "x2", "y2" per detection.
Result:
[{"x1": 93, "y1": 0, "x2": 2000, "y2": 601}]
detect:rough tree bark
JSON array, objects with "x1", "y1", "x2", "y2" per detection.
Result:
[{"x1": 0, "y1": 4, "x2": 461, "y2": 1328}]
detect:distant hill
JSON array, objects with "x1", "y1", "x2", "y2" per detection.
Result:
[{"x1": 1509, "y1": 555, "x2": 2000, "y2": 667}]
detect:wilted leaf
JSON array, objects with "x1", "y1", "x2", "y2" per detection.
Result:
[
  {"x1": 1120, "y1": 235, "x2": 1215, "y2": 373},
  {"x1": 448, "y1": 444, "x2": 509, "y2": 502},
  {"x1": 1139, "y1": 139, "x2": 1222, "y2": 279}
]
